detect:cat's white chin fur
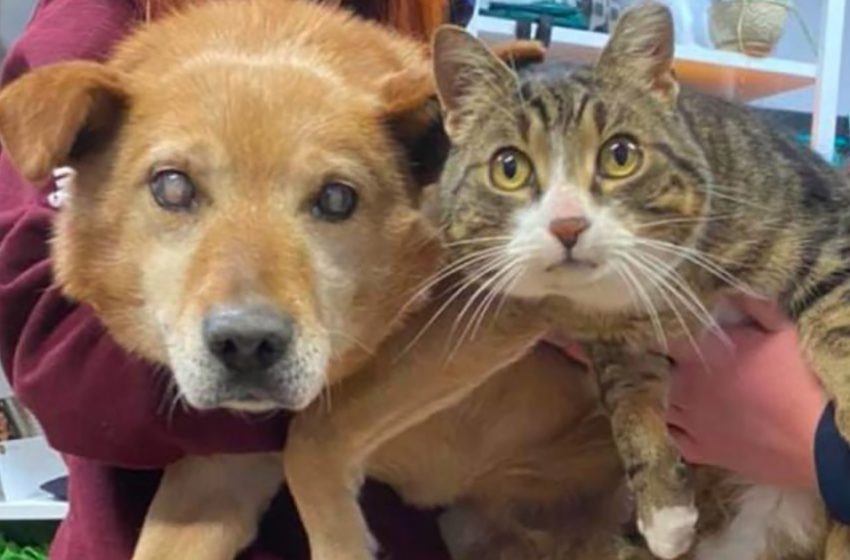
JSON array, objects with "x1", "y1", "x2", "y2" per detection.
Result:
[
  {"x1": 507, "y1": 269, "x2": 637, "y2": 312},
  {"x1": 638, "y1": 505, "x2": 699, "y2": 559},
  {"x1": 505, "y1": 191, "x2": 646, "y2": 312}
]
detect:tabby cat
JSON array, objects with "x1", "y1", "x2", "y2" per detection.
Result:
[{"x1": 432, "y1": 3, "x2": 850, "y2": 559}]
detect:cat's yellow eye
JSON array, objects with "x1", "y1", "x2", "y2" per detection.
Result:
[
  {"x1": 598, "y1": 136, "x2": 642, "y2": 179},
  {"x1": 489, "y1": 148, "x2": 534, "y2": 192}
]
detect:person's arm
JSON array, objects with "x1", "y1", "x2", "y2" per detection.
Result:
[
  {"x1": 815, "y1": 403, "x2": 850, "y2": 524},
  {"x1": 550, "y1": 297, "x2": 850, "y2": 520},
  {"x1": 0, "y1": 0, "x2": 286, "y2": 469}
]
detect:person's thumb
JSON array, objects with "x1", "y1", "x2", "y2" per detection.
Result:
[
  {"x1": 543, "y1": 333, "x2": 589, "y2": 365},
  {"x1": 729, "y1": 295, "x2": 789, "y2": 333}
]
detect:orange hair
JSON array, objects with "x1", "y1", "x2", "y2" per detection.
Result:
[
  {"x1": 379, "y1": 0, "x2": 448, "y2": 41},
  {"x1": 139, "y1": 0, "x2": 448, "y2": 40}
]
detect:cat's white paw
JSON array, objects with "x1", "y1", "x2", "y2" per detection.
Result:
[{"x1": 637, "y1": 505, "x2": 698, "y2": 559}]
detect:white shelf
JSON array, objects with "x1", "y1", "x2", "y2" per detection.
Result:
[
  {"x1": 471, "y1": 15, "x2": 817, "y2": 102},
  {"x1": 0, "y1": 436, "x2": 68, "y2": 521},
  {"x1": 0, "y1": 497, "x2": 67, "y2": 520}
]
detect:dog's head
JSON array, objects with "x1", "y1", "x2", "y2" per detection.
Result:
[
  {"x1": 0, "y1": 0, "x2": 453, "y2": 411},
  {"x1": 0, "y1": 1, "x2": 544, "y2": 413}
]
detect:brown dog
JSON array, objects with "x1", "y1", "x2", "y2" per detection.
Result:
[{"x1": 0, "y1": 1, "x2": 630, "y2": 558}]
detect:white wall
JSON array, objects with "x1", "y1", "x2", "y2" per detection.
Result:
[
  {"x1": 754, "y1": 0, "x2": 850, "y2": 117},
  {"x1": 1, "y1": 0, "x2": 847, "y2": 116},
  {"x1": 670, "y1": 0, "x2": 847, "y2": 116}
]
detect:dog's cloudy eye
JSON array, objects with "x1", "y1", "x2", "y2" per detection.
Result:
[
  {"x1": 312, "y1": 182, "x2": 358, "y2": 222},
  {"x1": 150, "y1": 170, "x2": 196, "y2": 211}
]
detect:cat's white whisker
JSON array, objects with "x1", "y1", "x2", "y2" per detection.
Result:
[
  {"x1": 706, "y1": 185, "x2": 767, "y2": 212},
  {"x1": 620, "y1": 252, "x2": 708, "y2": 368},
  {"x1": 396, "y1": 246, "x2": 509, "y2": 319},
  {"x1": 492, "y1": 266, "x2": 526, "y2": 323},
  {"x1": 466, "y1": 268, "x2": 513, "y2": 342},
  {"x1": 610, "y1": 261, "x2": 643, "y2": 316},
  {"x1": 448, "y1": 254, "x2": 522, "y2": 348},
  {"x1": 614, "y1": 254, "x2": 669, "y2": 353},
  {"x1": 633, "y1": 238, "x2": 759, "y2": 297},
  {"x1": 399, "y1": 251, "x2": 518, "y2": 361},
  {"x1": 463, "y1": 256, "x2": 530, "y2": 348},
  {"x1": 634, "y1": 250, "x2": 733, "y2": 349},
  {"x1": 633, "y1": 213, "x2": 739, "y2": 231},
  {"x1": 326, "y1": 328, "x2": 375, "y2": 356},
  {"x1": 443, "y1": 236, "x2": 515, "y2": 248},
  {"x1": 469, "y1": 260, "x2": 527, "y2": 340}
]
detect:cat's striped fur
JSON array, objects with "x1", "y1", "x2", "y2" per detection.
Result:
[{"x1": 432, "y1": 3, "x2": 850, "y2": 558}]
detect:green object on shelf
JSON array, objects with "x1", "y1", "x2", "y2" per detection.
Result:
[
  {"x1": 793, "y1": 132, "x2": 849, "y2": 167},
  {"x1": 0, "y1": 534, "x2": 47, "y2": 560},
  {"x1": 481, "y1": 2, "x2": 587, "y2": 29}
]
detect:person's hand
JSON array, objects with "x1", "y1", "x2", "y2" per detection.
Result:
[
  {"x1": 666, "y1": 297, "x2": 826, "y2": 488},
  {"x1": 546, "y1": 297, "x2": 827, "y2": 488}
]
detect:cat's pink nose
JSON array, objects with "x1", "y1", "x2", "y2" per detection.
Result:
[{"x1": 549, "y1": 217, "x2": 589, "y2": 250}]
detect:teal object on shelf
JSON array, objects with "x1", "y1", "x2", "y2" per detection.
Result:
[
  {"x1": 481, "y1": 2, "x2": 588, "y2": 29},
  {"x1": 793, "y1": 132, "x2": 849, "y2": 167}
]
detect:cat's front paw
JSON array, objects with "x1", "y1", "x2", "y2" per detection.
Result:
[{"x1": 637, "y1": 505, "x2": 698, "y2": 559}]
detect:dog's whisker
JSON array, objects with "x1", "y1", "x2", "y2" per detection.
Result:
[{"x1": 327, "y1": 329, "x2": 375, "y2": 355}]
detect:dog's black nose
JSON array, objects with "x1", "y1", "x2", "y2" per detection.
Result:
[{"x1": 203, "y1": 306, "x2": 294, "y2": 374}]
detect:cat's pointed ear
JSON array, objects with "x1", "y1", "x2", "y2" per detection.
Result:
[
  {"x1": 595, "y1": 2, "x2": 678, "y2": 105},
  {"x1": 433, "y1": 26, "x2": 532, "y2": 139}
]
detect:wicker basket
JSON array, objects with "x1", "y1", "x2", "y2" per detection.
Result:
[{"x1": 709, "y1": 0, "x2": 791, "y2": 57}]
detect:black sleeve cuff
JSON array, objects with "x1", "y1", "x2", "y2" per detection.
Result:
[{"x1": 815, "y1": 402, "x2": 850, "y2": 524}]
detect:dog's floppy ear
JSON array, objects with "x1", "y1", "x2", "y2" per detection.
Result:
[
  {"x1": 0, "y1": 61, "x2": 128, "y2": 184},
  {"x1": 381, "y1": 64, "x2": 448, "y2": 190}
]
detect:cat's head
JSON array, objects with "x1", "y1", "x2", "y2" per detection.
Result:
[{"x1": 433, "y1": 2, "x2": 712, "y2": 313}]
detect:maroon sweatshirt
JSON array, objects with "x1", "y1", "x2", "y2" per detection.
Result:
[{"x1": 0, "y1": 1, "x2": 448, "y2": 558}]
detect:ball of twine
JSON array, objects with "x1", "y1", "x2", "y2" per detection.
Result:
[{"x1": 709, "y1": 0, "x2": 815, "y2": 58}]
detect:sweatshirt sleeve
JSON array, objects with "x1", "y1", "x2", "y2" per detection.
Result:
[
  {"x1": 815, "y1": 403, "x2": 850, "y2": 524},
  {"x1": 0, "y1": 0, "x2": 286, "y2": 470}
]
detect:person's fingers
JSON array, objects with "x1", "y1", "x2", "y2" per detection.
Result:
[
  {"x1": 665, "y1": 403, "x2": 691, "y2": 425},
  {"x1": 668, "y1": 424, "x2": 704, "y2": 463},
  {"x1": 667, "y1": 323, "x2": 769, "y2": 370},
  {"x1": 665, "y1": 328, "x2": 729, "y2": 365},
  {"x1": 543, "y1": 333, "x2": 589, "y2": 365},
  {"x1": 668, "y1": 367, "x2": 696, "y2": 406}
]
